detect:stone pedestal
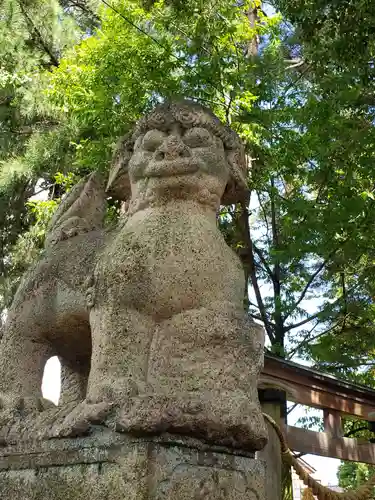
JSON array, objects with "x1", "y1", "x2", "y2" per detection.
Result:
[{"x1": 0, "y1": 430, "x2": 266, "y2": 499}]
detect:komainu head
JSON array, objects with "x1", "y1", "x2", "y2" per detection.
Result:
[{"x1": 107, "y1": 100, "x2": 249, "y2": 212}]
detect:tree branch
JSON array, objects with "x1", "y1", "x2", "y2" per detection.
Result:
[
  {"x1": 344, "y1": 427, "x2": 369, "y2": 438},
  {"x1": 285, "y1": 58, "x2": 306, "y2": 70},
  {"x1": 29, "y1": 184, "x2": 54, "y2": 199},
  {"x1": 17, "y1": 1, "x2": 59, "y2": 67},
  {"x1": 65, "y1": 0, "x2": 101, "y2": 24},
  {"x1": 283, "y1": 248, "x2": 338, "y2": 323},
  {"x1": 284, "y1": 310, "x2": 323, "y2": 333},
  {"x1": 256, "y1": 191, "x2": 270, "y2": 240},
  {"x1": 287, "y1": 403, "x2": 299, "y2": 415},
  {"x1": 240, "y1": 202, "x2": 275, "y2": 344},
  {"x1": 0, "y1": 96, "x2": 13, "y2": 106},
  {"x1": 245, "y1": 5, "x2": 259, "y2": 57},
  {"x1": 286, "y1": 319, "x2": 347, "y2": 359},
  {"x1": 270, "y1": 177, "x2": 283, "y2": 347},
  {"x1": 252, "y1": 243, "x2": 275, "y2": 283},
  {"x1": 250, "y1": 313, "x2": 276, "y2": 327},
  {"x1": 323, "y1": 361, "x2": 375, "y2": 369},
  {"x1": 249, "y1": 300, "x2": 260, "y2": 310},
  {"x1": 286, "y1": 322, "x2": 320, "y2": 359},
  {"x1": 250, "y1": 313, "x2": 265, "y2": 322}
]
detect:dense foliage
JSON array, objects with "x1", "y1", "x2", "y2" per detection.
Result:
[{"x1": 338, "y1": 462, "x2": 375, "y2": 491}]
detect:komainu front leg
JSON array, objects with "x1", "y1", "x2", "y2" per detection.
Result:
[
  {"x1": 13, "y1": 360, "x2": 110, "y2": 440},
  {"x1": 118, "y1": 303, "x2": 268, "y2": 451},
  {"x1": 51, "y1": 307, "x2": 154, "y2": 437}
]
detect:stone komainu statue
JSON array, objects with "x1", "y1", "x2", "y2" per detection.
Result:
[{"x1": 0, "y1": 101, "x2": 268, "y2": 451}]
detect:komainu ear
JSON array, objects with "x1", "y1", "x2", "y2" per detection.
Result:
[
  {"x1": 221, "y1": 150, "x2": 249, "y2": 205},
  {"x1": 45, "y1": 172, "x2": 106, "y2": 247},
  {"x1": 106, "y1": 135, "x2": 133, "y2": 201}
]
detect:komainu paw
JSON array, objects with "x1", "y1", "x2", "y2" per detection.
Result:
[{"x1": 50, "y1": 400, "x2": 114, "y2": 438}]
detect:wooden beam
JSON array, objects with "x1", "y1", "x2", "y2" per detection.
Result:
[
  {"x1": 260, "y1": 356, "x2": 375, "y2": 419},
  {"x1": 259, "y1": 374, "x2": 375, "y2": 419},
  {"x1": 285, "y1": 425, "x2": 375, "y2": 464}
]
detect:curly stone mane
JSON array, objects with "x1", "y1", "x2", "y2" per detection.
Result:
[{"x1": 107, "y1": 100, "x2": 249, "y2": 205}]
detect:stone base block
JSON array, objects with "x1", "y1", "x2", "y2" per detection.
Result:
[{"x1": 0, "y1": 430, "x2": 266, "y2": 499}]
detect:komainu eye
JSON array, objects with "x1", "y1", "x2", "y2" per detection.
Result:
[
  {"x1": 183, "y1": 127, "x2": 212, "y2": 148},
  {"x1": 142, "y1": 129, "x2": 167, "y2": 151}
]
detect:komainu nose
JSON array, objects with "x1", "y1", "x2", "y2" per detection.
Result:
[{"x1": 155, "y1": 135, "x2": 191, "y2": 161}]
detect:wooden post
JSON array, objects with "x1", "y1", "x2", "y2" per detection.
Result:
[
  {"x1": 257, "y1": 389, "x2": 285, "y2": 500},
  {"x1": 323, "y1": 409, "x2": 343, "y2": 438}
]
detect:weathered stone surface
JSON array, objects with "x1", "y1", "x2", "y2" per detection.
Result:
[
  {"x1": 0, "y1": 100, "x2": 267, "y2": 452},
  {"x1": 149, "y1": 444, "x2": 265, "y2": 500},
  {"x1": 0, "y1": 432, "x2": 266, "y2": 500},
  {"x1": 0, "y1": 171, "x2": 107, "y2": 418}
]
